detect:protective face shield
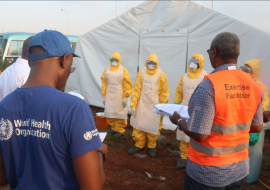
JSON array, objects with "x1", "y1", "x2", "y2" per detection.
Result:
[
  {"x1": 146, "y1": 60, "x2": 157, "y2": 70},
  {"x1": 189, "y1": 58, "x2": 199, "y2": 71},
  {"x1": 110, "y1": 58, "x2": 119, "y2": 66},
  {"x1": 239, "y1": 64, "x2": 253, "y2": 75}
]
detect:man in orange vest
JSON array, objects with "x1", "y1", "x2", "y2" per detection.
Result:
[{"x1": 170, "y1": 32, "x2": 264, "y2": 189}]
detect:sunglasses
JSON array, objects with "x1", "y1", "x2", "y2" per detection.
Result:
[
  {"x1": 71, "y1": 61, "x2": 77, "y2": 73},
  {"x1": 58, "y1": 56, "x2": 76, "y2": 73},
  {"x1": 71, "y1": 66, "x2": 75, "y2": 73},
  {"x1": 207, "y1": 49, "x2": 214, "y2": 55}
]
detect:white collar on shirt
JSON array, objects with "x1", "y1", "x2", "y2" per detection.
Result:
[{"x1": 15, "y1": 58, "x2": 29, "y2": 67}]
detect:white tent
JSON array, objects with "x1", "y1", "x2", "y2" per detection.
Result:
[{"x1": 66, "y1": 0, "x2": 270, "y2": 117}]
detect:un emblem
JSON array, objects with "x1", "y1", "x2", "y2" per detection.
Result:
[
  {"x1": 84, "y1": 131, "x2": 93, "y2": 141},
  {"x1": 0, "y1": 118, "x2": 13, "y2": 141}
]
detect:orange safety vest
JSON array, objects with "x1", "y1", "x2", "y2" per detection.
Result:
[{"x1": 188, "y1": 69, "x2": 262, "y2": 166}]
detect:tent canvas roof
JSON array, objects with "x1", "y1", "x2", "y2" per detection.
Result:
[{"x1": 66, "y1": 0, "x2": 270, "y2": 111}]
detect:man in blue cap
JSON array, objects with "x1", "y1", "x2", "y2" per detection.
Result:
[{"x1": 0, "y1": 30, "x2": 107, "y2": 190}]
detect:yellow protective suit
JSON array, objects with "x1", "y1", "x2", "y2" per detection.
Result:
[
  {"x1": 245, "y1": 59, "x2": 269, "y2": 111},
  {"x1": 101, "y1": 52, "x2": 132, "y2": 134},
  {"x1": 174, "y1": 53, "x2": 206, "y2": 160},
  {"x1": 179, "y1": 141, "x2": 189, "y2": 160},
  {"x1": 130, "y1": 53, "x2": 169, "y2": 148},
  {"x1": 174, "y1": 53, "x2": 206, "y2": 104}
]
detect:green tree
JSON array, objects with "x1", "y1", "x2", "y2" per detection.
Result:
[
  {"x1": 2, "y1": 60, "x2": 10, "y2": 71},
  {"x1": 0, "y1": 59, "x2": 3, "y2": 72}
]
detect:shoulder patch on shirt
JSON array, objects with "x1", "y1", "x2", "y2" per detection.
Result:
[
  {"x1": 83, "y1": 129, "x2": 98, "y2": 141},
  {"x1": 0, "y1": 118, "x2": 13, "y2": 141}
]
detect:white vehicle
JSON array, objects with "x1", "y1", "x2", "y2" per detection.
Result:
[{"x1": 0, "y1": 32, "x2": 78, "y2": 65}]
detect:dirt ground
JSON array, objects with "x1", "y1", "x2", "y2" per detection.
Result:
[{"x1": 90, "y1": 106, "x2": 270, "y2": 190}]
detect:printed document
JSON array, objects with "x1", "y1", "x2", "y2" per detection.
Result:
[{"x1": 153, "y1": 104, "x2": 189, "y2": 119}]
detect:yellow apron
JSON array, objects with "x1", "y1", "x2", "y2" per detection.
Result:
[
  {"x1": 131, "y1": 68, "x2": 161, "y2": 135},
  {"x1": 176, "y1": 70, "x2": 207, "y2": 142},
  {"x1": 104, "y1": 65, "x2": 127, "y2": 119}
]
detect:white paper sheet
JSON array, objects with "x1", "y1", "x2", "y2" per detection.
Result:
[
  {"x1": 153, "y1": 104, "x2": 189, "y2": 119},
  {"x1": 67, "y1": 91, "x2": 85, "y2": 100},
  {"x1": 98, "y1": 132, "x2": 107, "y2": 142}
]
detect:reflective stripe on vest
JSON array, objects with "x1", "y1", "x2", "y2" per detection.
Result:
[
  {"x1": 211, "y1": 122, "x2": 251, "y2": 134},
  {"x1": 190, "y1": 139, "x2": 249, "y2": 155},
  {"x1": 188, "y1": 69, "x2": 262, "y2": 166}
]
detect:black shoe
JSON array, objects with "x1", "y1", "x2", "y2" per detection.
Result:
[
  {"x1": 114, "y1": 132, "x2": 124, "y2": 137},
  {"x1": 107, "y1": 130, "x2": 116, "y2": 136},
  {"x1": 147, "y1": 148, "x2": 157, "y2": 158},
  {"x1": 128, "y1": 146, "x2": 144, "y2": 155}
]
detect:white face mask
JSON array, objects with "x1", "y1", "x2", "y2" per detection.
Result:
[
  {"x1": 147, "y1": 64, "x2": 156, "y2": 70},
  {"x1": 111, "y1": 61, "x2": 118, "y2": 66},
  {"x1": 189, "y1": 62, "x2": 198, "y2": 71}
]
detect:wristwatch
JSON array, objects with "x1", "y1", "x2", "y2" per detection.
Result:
[
  {"x1": 177, "y1": 118, "x2": 183, "y2": 130},
  {"x1": 177, "y1": 118, "x2": 183, "y2": 125},
  {"x1": 97, "y1": 149, "x2": 106, "y2": 162}
]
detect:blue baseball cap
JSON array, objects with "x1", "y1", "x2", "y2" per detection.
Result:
[{"x1": 28, "y1": 29, "x2": 80, "y2": 61}]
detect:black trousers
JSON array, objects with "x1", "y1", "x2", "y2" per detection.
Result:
[{"x1": 183, "y1": 172, "x2": 246, "y2": 190}]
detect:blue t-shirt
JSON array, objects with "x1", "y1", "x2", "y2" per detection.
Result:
[{"x1": 0, "y1": 86, "x2": 102, "y2": 190}]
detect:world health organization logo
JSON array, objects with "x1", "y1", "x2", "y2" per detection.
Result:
[
  {"x1": 84, "y1": 131, "x2": 92, "y2": 140},
  {"x1": 83, "y1": 129, "x2": 98, "y2": 141},
  {"x1": 0, "y1": 118, "x2": 13, "y2": 141}
]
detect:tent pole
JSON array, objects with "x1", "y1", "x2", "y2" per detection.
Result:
[
  {"x1": 185, "y1": 29, "x2": 189, "y2": 73},
  {"x1": 212, "y1": 0, "x2": 214, "y2": 9},
  {"x1": 137, "y1": 30, "x2": 141, "y2": 73}
]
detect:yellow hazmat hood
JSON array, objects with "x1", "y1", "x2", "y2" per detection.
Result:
[
  {"x1": 145, "y1": 53, "x2": 159, "y2": 75},
  {"x1": 187, "y1": 53, "x2": 204, "y2": 79},
  {"x1": 109, "y1": 52, "x2": 122, "y2": 71},
  {"x1": 244, "y1": 59, "x2": 261, "y2": 81}
]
